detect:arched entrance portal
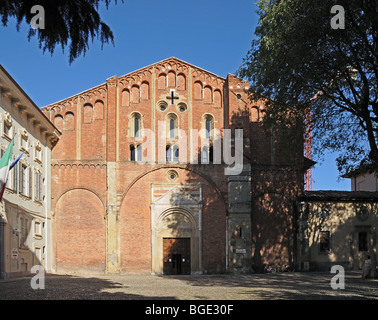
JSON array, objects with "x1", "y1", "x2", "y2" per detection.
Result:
[{"x1": 151, "y1": 184, "x2": 202, "y2": 275}]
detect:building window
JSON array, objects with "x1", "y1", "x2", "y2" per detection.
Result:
[
  {"x1": 20, "y1": 130, "x2": 28, "y2": 151},
  {"x1": 12, "y1": 156, "x2": 18, "y2": 192},
  {"x1": 3, "y1": 121, "x2": 12, "y2": 138},
  {"x1": 167, "y1": 170, "x2": 178, "y2": 181},
  {"x1": 34, "y1": 220, "x2": 42, "y2": 237},
  {"x1": 134, "y1": 116, "x2": 140, "y2": 138},
  {"x1": 130, "y1": 145, "x2": 135, "y2": 161},
  {"x1": 202, "y1": 114, "x2": 214, "y2": 139},
  {"x1": 130, "y1": 112, "x2": 142, "y2": 138},
  {"x1": 169, "y1": 119, "x2": 175, "y2": 139},
  {"x1": 319, "y1": 231, "x2": 330, "y2": 253},
  {"x1": 35, "y1": 171, "x2": 42, "y2": 202},
  {"x1": 2, "y1": 112, "x2": 12, "y2": 140},
  {"x1": 136, "y1": 145, "x2": 142, "y2": 161},
  {"x1": 19, "y1": 164, "x2": 32, "y2": 197},
  {"x1": 358, "y1": 232, "x2": 368, "y2": 251},
  {"x1": 20, "y1": 164, "x2": 27, "y2": 195},
  {"x1": 166, "y1": 145, "x2": 179, "y2": 163},
  {"x1": 34, "y1": 143, "x2": 42, "y2": 164},
  {"x1": 166, "y1": 145, "x2": 171, "y2": 162},
  {"x1": 166, "y1": 114, "x2": 178, "y2": 140},
  {"x1": 21, "y1": 136, "x2": 27, "y2": 149},
  {"x1": 130, "y1": 145, "x2": 141, "y2": 162},
  {"x1": 177, "y1": 102, "x2": 187, "y2": 113},
  {"x1": 157, "y1": 100, "x2": 168, "y2": 112},
  {"x1": 206, "y1": 119, "x2": 211, "y2": 139},
  {"x1": 173, "y1": 145, "x2": 179, "y2": 162},
  {"x1": 202, "y1": 145, "x2": 213, "y2": 164}
]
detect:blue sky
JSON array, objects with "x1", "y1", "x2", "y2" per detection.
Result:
[{"x1": 0, "y1": 0, "x2": 350, "y2": 190}]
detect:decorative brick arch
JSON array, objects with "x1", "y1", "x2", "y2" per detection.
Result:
[
  {"x1": 119, "y1": 166, "x2": 227, "y2": 274},
  {"x1": 54, "y1": 188, "x2": 106, "y2": 274}
]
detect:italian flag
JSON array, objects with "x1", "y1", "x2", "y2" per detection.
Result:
[{"x1": 0, "y1": 139, "x2": 14, "y2": 202}]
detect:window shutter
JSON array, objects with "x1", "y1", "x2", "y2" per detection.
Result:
[
  {"x1": 19, "y1": 163, "x2": 23, "y2": 194},
  {"x1": 34, "y1": 171, "x2": 38, "y2": 200},
  {"x1": 13, "y1": 161, "x2": 18, "y2": 192},
  {"x1": 39, "y1": 173, "x2": 42, "y2": 201},
  {"x1": 29, "y1": 167, "x2": 32, "y2": 198}
]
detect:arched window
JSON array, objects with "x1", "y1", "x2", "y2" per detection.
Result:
[
  {"x1": 131, "y1": 85, "x2": 140, "y2": 104},
  {"x1": 158, "y1": 74, "x2": 166, "y2": 90},
  {"x1": 94, "y1": 100, "x2": 104, "y2": 120},
  {"x1": 209, "y1": 145, "x2": 214, "y2": 163},
  {"x1": 202, "y1": 146, "x2": 209, "y2": 164},
  {"x1": 173, "y1": 145, "x2": 179, "y2": 162},
  {"x1": 166, "y1": 113, "x2": 178, "y2": 139},
  {"x1": 141, "y1": 82, "x2": 149, "y2": 100},
  {"x1": 134, "y1": 117, "x2": 140, "y2": 137},
  {"x1": 214, "y1": 90, "x2": 222, "y2": 108},
  {"x1": 204, "y1": 86, "x2": 212, "y2": 104},
  {"x1": 83, "y1": 104, "x2": 93, "y2": 124},
  {"x1": 166, "y1": 145, "x2": 171, "y2": 163},
  {"x1": 122, "y1": 89, "x2": 130, "y2": 107},
  {"x1": 130, "y1": 144, "x2": 142, "y2": 161},
  {"x1": 194, "y1": 81, "x2": 203, "y2": 100},
  {"x1": 136, "y1": 144, "x2": 142, "y2": 161},
  {"x1": 130, "y1": 112, "x2": 142, "y2": 138},
  {"x1": 206, "y1": 119, "x2": 211, "y2": 139},
  {"x1": 251, "y1": 107, "x2": 260, "y2": 122},
  {"x1": 203, "y1": 114, "x2": 214, "y2": 139},
  {"x1": 167, "y1": 71, "x2": 176, "y2": 87},
  {"x1": 54, "y1": 115, "x2": 63, "y2": 131},
  {"x1": 169, "y1": 119, "x2": 175, "y2": 139},
  {"x1": 130, "y1": 145, "x2": 135, "y2": 161},
  {"x1": 166, "y1": 145, "x2": 179, "y2": 163},
  {"x1": 177, "y1": 73, "x2": 186, "y2": 90},
  {"x1": 63, "y1": 112, "x2": 75, "y2": 131}
]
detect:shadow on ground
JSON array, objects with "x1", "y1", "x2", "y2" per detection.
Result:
[
  {"x1": 0, "y1": 274, "x2": 176, "y2": 300},
  {"x1": 1, "y1": 272, "x2": 377, "y2": 300},
  {"x1": 158, "y1": 272, "x2": 378, "y2": 300}
]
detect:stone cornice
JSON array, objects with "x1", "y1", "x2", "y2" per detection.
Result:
[{"x1": 0, "y1": 65, "x2": 61, "y2": 147}]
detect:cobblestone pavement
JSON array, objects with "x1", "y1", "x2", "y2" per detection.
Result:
[{"x1": 0, "y1": 271, "x2": 377, "y2": 300}]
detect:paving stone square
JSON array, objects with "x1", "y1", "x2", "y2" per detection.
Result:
[{"x1": 0, "y1": 271, "x2": 377, "y2": 300}]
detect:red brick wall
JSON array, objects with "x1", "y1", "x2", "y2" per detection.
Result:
[
  {"x1": 118, "y1": 165, "x2": 227, "y2": 274},
  {"x1": 54, "y1": 187, "x2": 106, "y2": 273}
]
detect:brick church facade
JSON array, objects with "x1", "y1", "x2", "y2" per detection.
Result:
[{"x1": 42, "y1": 57, "x2": 305, "y2": 275}]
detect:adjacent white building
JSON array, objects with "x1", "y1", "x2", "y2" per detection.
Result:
[
  {"x1": 0, "y1": 65, "x2": 60, "y2": 279},
  {"x1": 344, "y1": 170, "x2": 378, "y2": 192}
]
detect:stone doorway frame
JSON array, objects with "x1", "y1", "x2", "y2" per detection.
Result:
[{"x1": 150, "y1": 183, "x2": 202, "y2": 275}]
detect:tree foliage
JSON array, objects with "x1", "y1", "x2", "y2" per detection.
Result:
[
  {"x1": 0, "y1": 0, "x2": 122, "y2": 64},
  {"x1": 238, "y1": 0, "x2": 378, "y2": 174}
]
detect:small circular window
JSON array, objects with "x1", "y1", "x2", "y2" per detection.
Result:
[
  {"x1": 157, "y1": 100, "x2": 168, "y2": 112},
  {"x1": 177, "y1": 102, "x2": 187, "y2": 113},
  {"x1": 167, "y1": 170, "x2": 178, "y2": 181}
]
